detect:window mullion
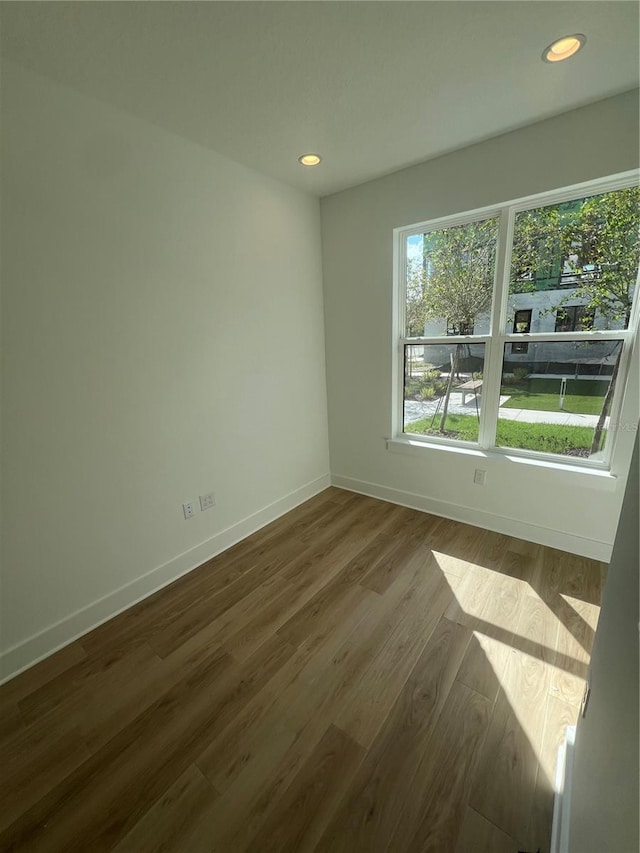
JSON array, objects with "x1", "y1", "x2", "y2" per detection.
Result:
[
  {"x1": 479, "y1": 207, "x2": 514, "y2": 449},
  {"x1": 392, "y1": 230, "x2": 408, "y2": 438}
]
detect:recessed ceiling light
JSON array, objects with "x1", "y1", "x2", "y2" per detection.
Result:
[
  {"x1": 542, "y1": 34, "x2": 586, "y2": 63},
  {"x1": 298, "y1": 153, "x2": 322, "y2": 167}
]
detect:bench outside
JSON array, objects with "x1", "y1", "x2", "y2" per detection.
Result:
[{"x1": 457, "y1": 379, "x2": 482, "y2": 405}]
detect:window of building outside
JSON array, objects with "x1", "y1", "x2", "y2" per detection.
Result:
[
  {"x1": 554, "y1": 305, "x2": 596, "y2": 332},
  {"x1": 396, "y1": 175, "x2": 639, "y2": 467},
  {"x1": 512, "y1": 309, "x2": 532, "y2": 353}
]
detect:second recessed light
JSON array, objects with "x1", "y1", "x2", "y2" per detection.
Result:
[
  {"x1": 298, "y1": 153, "x2": 322, "y2": 167},
  {"x1": 542, "y1": 33, "x2": 586, "y2": 63}
]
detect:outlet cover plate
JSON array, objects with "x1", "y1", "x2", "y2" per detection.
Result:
[{"x1": 199, "y1": 492, "x2": 216, "y2": 511}]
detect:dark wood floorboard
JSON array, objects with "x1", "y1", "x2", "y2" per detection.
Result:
[{"x1": 0, "y1": 486, "x2": 605, "y2": 852}]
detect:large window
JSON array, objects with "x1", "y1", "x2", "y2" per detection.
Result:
[{"x1": 396, "y1": 175, "x2": 640, "y2": 467}]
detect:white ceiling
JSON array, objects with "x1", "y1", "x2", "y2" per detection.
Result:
[{"x1": 1, "y1": 1, "x2": 638, "y2": 196}]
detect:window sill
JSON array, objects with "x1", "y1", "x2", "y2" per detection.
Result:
[{"x1": 386, "y1": 437, "x2": 618, "y2": 484}]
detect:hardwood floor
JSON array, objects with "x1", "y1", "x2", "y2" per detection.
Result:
[{"x1": 0, "y1": 487, "x2": 605, "y2": 852}]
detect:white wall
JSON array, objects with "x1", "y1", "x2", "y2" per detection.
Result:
[
  {"x1": 568, "y1": 432, "x2": 639, "y2": 853},
  {"x1": 321, "y1": 91, "x2": 639, "y2": 560},
  {"x1": 0, "y1": 62, "x2": 330, "y2": 679}
]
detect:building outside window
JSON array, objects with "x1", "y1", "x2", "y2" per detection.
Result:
[{"x1": 396, "y1": 174, "x2": 639, "y2": 467}]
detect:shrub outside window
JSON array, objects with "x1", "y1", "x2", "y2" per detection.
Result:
[{"x1": 396, "y1": 175, "x2": 640, "y2": 467}]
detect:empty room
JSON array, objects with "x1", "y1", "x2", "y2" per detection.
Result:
[{"x1": 1, "y1": 3, "x2": 638, "y2": 852}]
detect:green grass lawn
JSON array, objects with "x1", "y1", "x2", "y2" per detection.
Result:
[
  {"x1": 406, "y1": 413, "x2": 480, "y2": 442},
  {"x1": 405, "y1": 412, "x2": 600, "y2": 455},
  {"x1": 500, "y1": 378, "x2": 608, "y2": 415}
]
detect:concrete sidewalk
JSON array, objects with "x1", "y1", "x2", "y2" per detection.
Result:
[{"x1": 404, "y1": 393, "x2": 606, "y2": 428}]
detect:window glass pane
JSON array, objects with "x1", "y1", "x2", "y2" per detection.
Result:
[
  {"x1": 508, "y1": 187, "x2": 640, "y2": 333},
  {"x1": 496, "y1": 340, "x2": 624, "y2": 459},
  {"x1": 404, "y1": 343, "x2": 485, "y2": 442},
  {"x1": 405, "y1": 218, "x2": 498, "y2": 338}
]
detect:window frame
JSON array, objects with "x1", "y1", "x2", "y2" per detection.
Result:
[{"x1": 392, "y1": 170, "x2": 640, "y2": 471}]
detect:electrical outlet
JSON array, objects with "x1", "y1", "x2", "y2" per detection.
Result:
[
  {"x1": 473, "y1": 468, "x2": 486, "y2": 486},
  {"x1": 183, "y1": 501, "x2": 195, "y2": 519},
  {"x1": 199, "y1": 492, "x2": 216, "y2": 511}
]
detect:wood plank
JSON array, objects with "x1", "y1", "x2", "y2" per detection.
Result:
[
  {"x1": 429, "y1": 546, "x2": 469, "y2": 578},
  {"x1": 245, "y1": 724, "x2": 365, "y2": 853},
  {"x1": 469, "y1": 648, "x2": 551, "y2": 840},
  {"x1": 455, "y1": 627, "x2": 513, "y2": 703},
  {"x1": 444, "y1": 563, "x2": 496, "y2": 628},
  {"x1": 525, "y1": 694, "x2": 579, "y2": 853},
  {"x1": 0, "y1": 699, "x2": 23, "y2": 742},
  {"x1": 81, "y1": 496, "x2": 348, "y2": 659},
  {"x1": 196, "y1": 584, "x2": 379, "y2": 790},
  {"x1": 200, "y1": 583, "x2": 391, "y2": 795},
  {"x1": 192, "y1": 700, "x2": 341, "y2": 850},
  {"x1": 0, "y1": 641, "x2": 87, "y2": 706},
  {"x1": 517, "y1": 593, "x2": 560, "y2": 666},
  {"x1": 274, "y1": 532, "x2": 410, "y2": 648},
  {"x1": 194, "y1": 563, "x2": 452, "y2": 846},
  {"x1": 454, "y1": 807, "x2": 517, "y2": 853},
  {"x1": 381, "y1": 504, "x2": 440, "y2": 546},
  {"x1": 145, "y1": 496, "x2": 390, "y2": 661},
  {"x1": 80, "y1": 625, "x2": 252, "y2": 754},
  {"x1": 0, "y1": 633, "x2": 291, "y2": 852},
  {"x1": 0, "y1": 491, "x2": 605, "y2": 853},
  {"x1": 360, "y1": 536, "x2": 431, "y2": 595},
  {"x1": 431, "y1": 518, "x2": 487, "y2": 565},
  {"x1": 17, "y1": 640, "x2": 162, "y2": 727},
  {"x1": 500, "y1": 544, "x2": 536, "y2": 581},
  {"x1": 316, "y1": 617, "x2": 470, "y2": 853},
  {"x1": 554, "y1": 593, "x2": 599, "y2": 678},
  {"x1": 293, "y1": 492, "x2": 386, "y2": 545},
  {"x1": 0, "y1": 643, "x2": 233, "y2": 851},
  {"x1": 25, "y1": 634, "x2": 287, "y2": 851},
  {"x1": 531, "y1": 547, "x2": 604, "y2": 606},
  {"x1": 220, "y1": 529, "x2": 376, "y2": 662},
  {"x1": 479, "y1": 558, "x2": 528, "y2": 635},
  {"x1": 112, "y1": 765, "x2": 218, "y2": 853},
  {"x1": 0, "y1": 717, "x2": 91, "y2": 833},
  {"x1": 146, "y1": 536, "x2": 306, "y2": 659},
  {"x1": 333, "y1": 563, "x2": 457, "y2": 748},
  {"x1": 475, "y1": 530, "x2": 514, "y2": 572},
  {"x1": 390, "y1": 681, "x2": 492, "y2": 852}
]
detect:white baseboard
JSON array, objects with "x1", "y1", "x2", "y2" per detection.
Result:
[
  {"x1": 0, "y1": 473, "x2": 331, "y2": 684},
  {"x1": 331, "y1": 474, "x2": 613, "y2": 562}
]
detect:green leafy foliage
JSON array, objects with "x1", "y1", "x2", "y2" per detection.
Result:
[
  {"x1": 510, "y1": 205, "x2": 561, "y2": 294},
  {"x1": 511, "y1": 367, "x2": 530, "y2": 384},
  {"x1": 510, "y1": 187, "x2": 640, "y2": 326},
  {"x1": 404, "y1": 372, "x2": 447, "y2": 401},
  {"x1": 406, "y1": 218, "x2": 498, "y2": 335}
]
